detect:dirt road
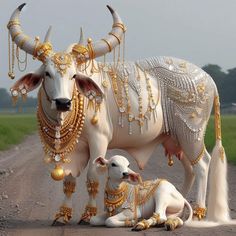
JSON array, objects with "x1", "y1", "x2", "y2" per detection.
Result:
[{"x1": 0, "y1": 134, "x2": 235, "y2": 236}]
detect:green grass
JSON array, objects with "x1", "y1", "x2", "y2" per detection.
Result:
[
  {"x1": 205, "y1": 115, "x2": 236, "y2": 164},
  {"x1": 0, "y1": 113, "x2": 235, "y2": 164},
  {"x1": 0, "y1": 114, "x2": 37, "y2": 150}
]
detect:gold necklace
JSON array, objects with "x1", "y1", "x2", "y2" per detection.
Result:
[
  {"x1": 104, "y1": 182, "x2": 128, "y2": 216},
  {"x1": 107, "y1": 65, "x2": 160, "y2": 134},
  {"x1": 37, "y1": 87, "x2": 85, "y2": 164}
]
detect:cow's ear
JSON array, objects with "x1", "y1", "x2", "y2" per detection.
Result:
[
  {"x1": 93, "y1": 157, "x2": 108, "y2": 175},
  {"x1": 75, "y1": 74, "x2": 104, "y2": 99},
  {"x1": 10, "y1": 73, "x2": 42, "y2": 94}
]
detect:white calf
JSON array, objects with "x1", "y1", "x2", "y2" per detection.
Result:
[{"x1": 90, "y1": 155, "x2": 192, "y2": 231}]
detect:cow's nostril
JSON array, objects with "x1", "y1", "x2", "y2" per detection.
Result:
[{"x1": 55, "y1": 99, "x2": 71, "y2": 111}]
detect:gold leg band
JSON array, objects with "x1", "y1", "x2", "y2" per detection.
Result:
[
  {"x1": 80, "y1": 205, "x2": 97, "y2": 222},
  {"x1": 190, "y1": 146, "x2": 205, "y2": 166},
  {"x1": 193, "y1": 205, "x2": 207, "y2": 220},
  {"x1": 135, "y1": 219, "x2": 150, "y2": 230},
  {"x1": 87, "y1": 180, "x2": 99, "y2": 198},
  {"x1": 63, "y1": 181, "x2": 76, "y2": 197},
  {"x1": 54, "y1": 205, "x2": 72, "y2": 224},
  {"x1": 150, "y1": 213, "x2": 161, "y2": 225}
]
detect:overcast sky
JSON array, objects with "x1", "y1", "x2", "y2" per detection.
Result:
[{"x1": 1, "y1": 0, "x2": 236, "y2": 94}]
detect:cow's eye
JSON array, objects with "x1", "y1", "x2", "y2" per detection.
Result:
[
  {"x1": 45, "y1": 71, "x2": 51, "y2": 78},
  {"x1": 70, "y1": 74, "x2": 77, "y2": 80},
  {"x1": 111, "y1": 163, "x2": 117, "y2": 167}
]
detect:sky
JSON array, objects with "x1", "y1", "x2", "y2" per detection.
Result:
[{"x1": 1, "y1": 0, "x2": 236, "y2": 95}]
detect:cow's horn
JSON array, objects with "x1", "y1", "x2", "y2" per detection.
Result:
[
  {"x1": 44, "y1": 25, "x2": 52, "y2": 42},
  {"x1": 7, "y1": 4, "x2": 53, "y2": 61},
  {"x1": 79, "y1": 27, "x2": 84, "y2": 45},
  {"x1": 92, "y1": 5, "x2": 126, "y2": 59}
]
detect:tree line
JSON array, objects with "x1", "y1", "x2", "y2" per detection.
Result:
[{"x1": 0, "y1": 64, "x2": 235, "y2": 109}]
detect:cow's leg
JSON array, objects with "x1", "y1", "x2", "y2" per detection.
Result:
[
  {"x1": 180, "y1": 154, "x2": 195, "y2": 197},
  {"x1": 52, "y1": 174, "x2": 76, "y2": 225},
  {"x1": 191, "y1": 149, "x2": 211, "y2": 220},
  {"x1": 80, "y1": 134, "x2": 109, "y2": 223}
]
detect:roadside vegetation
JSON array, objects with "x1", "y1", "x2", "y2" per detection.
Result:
[
  {"x1": 205, "y1": 115, "x2": 236, "y2": 164},
  {"x1": 0, "y1": 114, "x2": 37, "y2": 150},
  {"x1": 0, "y1": 114, "x2": 235, "y2": 164}
]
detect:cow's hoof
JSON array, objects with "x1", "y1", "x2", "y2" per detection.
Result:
[
  {"x1": 52, "y1": 205, "x2": 72, "y2": 226},
  {"x1": 52, "y1": 219, "x2": 66, "y2": 226},
  {"x1": 78, "y1": 219, "x2": 90, "y2": 225},
  {"x1": 78, "y1": 205, "x2": 97, "y2": 224}
]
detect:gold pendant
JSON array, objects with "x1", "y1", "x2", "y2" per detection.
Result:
[
  {"x1": 91, "y1": 115, "x2": 98, "y2": 125},
  {"x1": 51, "y1": 164, "x2": 65, "y2": 181}
]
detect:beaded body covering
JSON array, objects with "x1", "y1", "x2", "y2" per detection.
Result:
[
  {"x1": 121, "y1": 179, "x2": 164, "y2": 212},
  {"x1": 125, "y1": 56, "x2": 216, "y2": 142}
]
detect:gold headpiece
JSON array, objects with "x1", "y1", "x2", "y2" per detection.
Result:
[
  {"x1": 51, "y1": 52, "x2": 72, "y2": 75},
  {"x1": 34, "y1": 42, "x2": 53, "y2": 62}
]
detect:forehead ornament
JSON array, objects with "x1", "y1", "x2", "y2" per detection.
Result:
[{"x1": 52, "y1": 52, "x2": 72, "y2": 75}]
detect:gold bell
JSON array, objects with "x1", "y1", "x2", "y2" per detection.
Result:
[
  {"x1": 51, "y1": 164, "x2": 65, "y2": 181},
  {"x1": 168, "y1": 155, "x2": 174, "y2": 167},
  {"x1": 91, "y1": 115, "x2": 98, "y2": 125}
]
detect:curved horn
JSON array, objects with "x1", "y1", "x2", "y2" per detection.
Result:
[
  {"x1": 7, "y1": 3, "x2": 53, "y2": 61},
  {"x1": 92, "y1": 5, "x2": 125, "y2": 58},
  {"x1": 7, "y1": 3, "x2": 38, "y2": 55},
  {"x1": 79, "y1": 27, "x2": 84, "y2": 45},
  {"x1": 44, "y1": 25, "x2": 52, "y2": 42}
]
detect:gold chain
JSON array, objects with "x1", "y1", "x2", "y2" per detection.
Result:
[
  {"x1": 104, "y1": 182, "x2": 129, "y2": 216},
  {"x1": 37, "y1": 87, "x2": 85, "y2": 163},
  {"x1": 108, "y1": 64, "x2": 160, "y2": 134},
  {"x1": 8, "y1": 31, "x2": 15, "y2": 79}
]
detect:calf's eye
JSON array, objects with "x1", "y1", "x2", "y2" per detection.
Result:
[{"x1": 111, "y1": 163, "x2": 117, "y2": 167}]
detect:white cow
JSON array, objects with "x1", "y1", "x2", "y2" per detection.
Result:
[
  {"x1": 8, "y1": 3, "x2": 231, "y2": 225},
  {"x1": 90, "y1": 155, "x2": 193, "y2": 231}
]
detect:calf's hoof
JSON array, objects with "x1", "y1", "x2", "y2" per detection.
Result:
[
  {"x1": 164, "y1": 218, "x2": 181, "y2": 231},
  {"x1": 132, "y1": 220, "x2": 150, "y2": 231}
]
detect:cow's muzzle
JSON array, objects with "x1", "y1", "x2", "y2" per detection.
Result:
[{"x1": 55, "y1": 98, "x2": 71, "y2": 111}]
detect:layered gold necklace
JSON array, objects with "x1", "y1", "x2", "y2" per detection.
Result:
[
  {"x1": 37, "y1": 87, "x2": 85, "y2": 165},
  {"x1": 104, "y1": 182, "x2": 129, "y2": 216}
]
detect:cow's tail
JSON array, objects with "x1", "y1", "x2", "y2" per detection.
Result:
[
  {"x1": 185, "y1": 87, "x2": 236, "y2": 228},
  {"x1": 207, "y1": 90, "x2": 230, "y2": 222}
]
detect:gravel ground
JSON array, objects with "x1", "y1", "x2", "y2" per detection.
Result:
[{"x1": 0, "y1": 134, "x2": 235, "y2": 236}]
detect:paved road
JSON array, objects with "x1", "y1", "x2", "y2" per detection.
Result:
[{"x1": 0, "y1": 134, "x2": 235, "y2": 236}]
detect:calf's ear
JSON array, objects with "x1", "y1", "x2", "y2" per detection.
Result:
[{"x1": 128, "y1": 170, "x2": 142, "y2": 184}]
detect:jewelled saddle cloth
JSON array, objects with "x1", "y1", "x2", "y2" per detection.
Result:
[{"x1": 136, "y1": 56, "x2": 216, "y2": 142}]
